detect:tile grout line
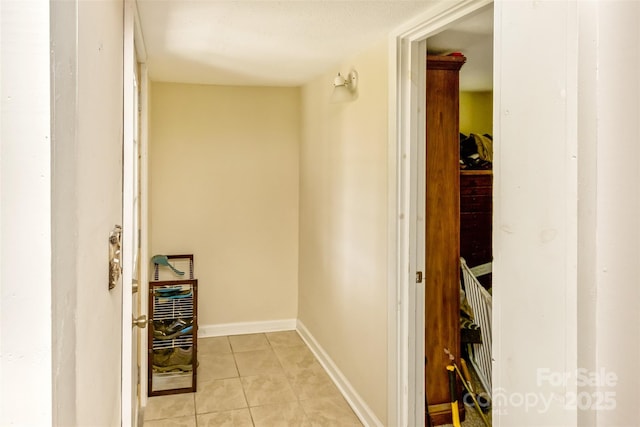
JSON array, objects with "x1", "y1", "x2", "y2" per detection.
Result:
[
  {"x1": 268, "y1": 332, "x2": 311, "y2": 421},
  {"x1": 148, "y1": 332, "x2": 358, "y2": 426},
  {"x1": 232, "y1": 334, "x2": 256, "y2": 427},
  {"x1": 192, "y1": 392, "x2": 197, "y2": 427}
]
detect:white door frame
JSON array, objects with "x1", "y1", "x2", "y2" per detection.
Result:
[
  {"x1": 388, "y1": 1, "x2": 492, "y2": 425},
  {"x1": 137, "y1": 53, "x2": 150, "y2": 414},
  {"x1": 132, "y1": 0, "x2": 150, "y2": 408},
  {"x1": 121, "y1": 0, "x2": 135, "y2": 423}
]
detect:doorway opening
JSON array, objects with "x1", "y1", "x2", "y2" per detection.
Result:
[
  {"x1": 423, "y1": 8, "x2": 493, "y2": 425},
  {"x1": 388, "y1": 0, "x2": 494, "y2": 425}
]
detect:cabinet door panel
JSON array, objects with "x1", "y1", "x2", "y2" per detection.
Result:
[{"x1": 424, "y1": 55, "x2": 465, "y2": 425}]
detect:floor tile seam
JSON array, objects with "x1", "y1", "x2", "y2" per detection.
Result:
[
  {"x1": 297, "y1": 396, "x2": 359, "y2": 424},
  {"x1": 271, "y1": 343, "x2": 314, "y2": 376},
  {"x1": 196, "y1": 361, "x2": 240, "y2": 382},
  {"x1": 278, "y1": 355, "x2": 338, "y2": 399},
  {"x1": 143, "y1": 393, "x2": 198, "y2": 422},
  {"x1": 233, "y1": 351, "x2": 286, "y2": 378},
  {"x1": 200, "y1": 335, "x2": 348, "y2": 424},
  {"x1": 198, "y1": 348, "x2": 234, "y2": 358},
  {"x1": 234, "y1": 356, "x2": 252, "y2": 418},
  {"x1": 270, "y1": 341, "x2": 341, "y2": 404},
  {"x1": 193, "y1": 378, "x2": 250, "y2": 417},
  {"x1": 230, "y1": 344, "x2": 251, "y2": 378},
  {"x1": 268, "y1": 339, "x2": 308, "y2": 407},
  {"x1": 229, "y1": 332, "x2": 270, "y2": 354},
  {"x1": 201, "y1": 371, "x2": 240, "y2": 381},
  {"x1": 166, "y1": 397, "x2": 350, "y2": 426},
  {"x1": 237, "y1": 365, "x2": 309, "y2": 413},
  {"x1": 240, "y1": 371, "x2": 299, "y2": 409},
  {"x1": 231, "y1": 346, "x2": 271, "y2": 354},
  {"x1": 194, "y1": 398, "x2": 250, "y2": 416},
  {"x1": 193, "y1": 407, "x2": 256, "y2": 420},
  {"x1": 245, "y1": 399, "x2": 316, "y2": 422},
  {"x1": 147, "y1": 375, "x2": 328, "y2": 419},
  {"x1": 146, "y1": 414, "x2": 198, "y2": 424},
  {"x1": 236, "y1": 369, "x2": 286, "y2": 379},
  {"x1": 245, "y1": 393, "x2": 258, "y2": 427},
  {"x1": 269, "y1": 340, "x2": 291, "y2": 376},
  {"x1": 194, "y1": 400, "x2": 254, "y2": 416}
]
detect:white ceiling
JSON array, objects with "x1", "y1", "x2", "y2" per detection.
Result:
[
  {"x1": 427, "y1": 5, "x2": 493, "y2": 91},
  {"x1": 136, "y1": 0, "x2": 493, "y2": 90}
]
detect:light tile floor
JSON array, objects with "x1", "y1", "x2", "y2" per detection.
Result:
[{"x1": 144, "y1": 331, "x2": 363, "y2": 427}]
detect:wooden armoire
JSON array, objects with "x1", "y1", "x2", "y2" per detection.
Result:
[{"x1": 424, "y1": 54, "x2": 465, "y2": 426}]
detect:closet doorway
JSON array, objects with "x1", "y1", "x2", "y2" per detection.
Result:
[{"x1": 423, "y1": 6, "x2": 494, "y2": 425}]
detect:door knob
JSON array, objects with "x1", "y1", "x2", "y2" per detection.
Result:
[{"x1": 132, "y1": 315, "x2": 147, "y2": 329}]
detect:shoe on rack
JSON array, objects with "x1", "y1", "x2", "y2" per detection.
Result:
[
  {"x1": 154, "y1": 287, "x2": 193, "y2": 299},
  {"x1": 153, "y1": 347, "x2": 193, "y2": 372},
  {"x1": 153, "y1": 324, "x2": 194, "y2": 340},
  {"x1": 153, "y1": 318, "x2": 193, "y2": 339}
]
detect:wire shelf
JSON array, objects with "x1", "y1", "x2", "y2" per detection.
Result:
[
  {"x1": 148, "y1": 260, "x2": 197, "y2": 396},
  {"x1": 152, "y1": 335, "x2": 193, "y2": 350},
  {"x1": 152, "y1": 296, "x2": 194, "y2": 320}
]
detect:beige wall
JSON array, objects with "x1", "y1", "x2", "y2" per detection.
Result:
[
  {"x1": 298, "y1": 39, "x2": 389, "y2": 424},
  {"x1": 7, "y1": 2, "x2": 640, "y2": 427},
  {"x1": 459, "y1": 91, "x2": 493, "y2": 136},
  {"x1": 149, "y1": 83, "x2": 300, "y2": 326}
]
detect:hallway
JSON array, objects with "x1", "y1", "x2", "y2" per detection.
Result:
[{"x1": 144, "y1": 331, "x2": 362, "y2": 426}]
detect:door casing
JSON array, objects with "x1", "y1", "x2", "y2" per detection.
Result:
[
  {"x1": 388, "y1": 1, "x2": 493, "y2": 425},
  {"x1": 122, "y1": 0, "x2": 149, "y2": 425}
]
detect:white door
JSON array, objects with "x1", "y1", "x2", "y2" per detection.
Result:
[{"x1": 122, "y1": 0, "x2": 145, "y2": 425}]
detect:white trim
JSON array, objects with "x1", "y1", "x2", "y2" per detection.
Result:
[
  {"x1": 388, "y1": 1, "x2": 493, "y2": 425},
  {"x1": 132, "y1": 0, "x2": 147, "y2": 63},
  {"x1": 138, "y1": 62, "x2": 150, "y2": 409},
  {"x1": 412, "y1": 37, "x2": 427, "y2": 427},
  {"x1": 198, "y1": 319, "x2": 297, "y2": 338},
  {"x1": 385, "y1": 32, "x2": 402, "y2": 427},
  {"x1": 297, "y1": 321, "x2": 383, "y2": 427}
]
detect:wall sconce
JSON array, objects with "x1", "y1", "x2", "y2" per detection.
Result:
[{"x1": 331, "y1": 69, "x2": 358, "y2": 103}]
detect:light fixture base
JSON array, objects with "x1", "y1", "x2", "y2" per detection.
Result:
[
  {"x1": 345, "y1": 70, "x2": 358, "y2": 92},
  {"x1": 331, "y1": 69, "x2": 359, "y2": 103}
]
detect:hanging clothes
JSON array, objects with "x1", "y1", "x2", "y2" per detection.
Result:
[{"x1": 472, "y1": 133, "x2": 493, "y2": 163}]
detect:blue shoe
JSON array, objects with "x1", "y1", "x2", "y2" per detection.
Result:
[{"x1": 154, "y1": 287, "x2": 192, "y2": 299}]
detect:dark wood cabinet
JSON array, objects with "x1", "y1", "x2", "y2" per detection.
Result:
[
  {"x1": 460, "y1": 170, "x2": 493, "y2": 288},
  {"x1": 424, "y1": 54, "x2": 465, "y2": 425}
]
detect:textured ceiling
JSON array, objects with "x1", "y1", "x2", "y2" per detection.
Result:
[{"x1": 136, "y1": 0, "x2": 493, "y2": 89}]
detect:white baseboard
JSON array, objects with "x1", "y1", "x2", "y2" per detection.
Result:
[
  {"x1": 198, "y1": 319, "x2": 297, "y2": 338},
  {"x1": 296, "y1": 321, "x2": 383, "y2": 427}
]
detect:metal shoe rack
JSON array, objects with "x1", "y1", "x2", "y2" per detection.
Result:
[{"x1": 148, "y1": 254, "x2": 197, "y2": 396}]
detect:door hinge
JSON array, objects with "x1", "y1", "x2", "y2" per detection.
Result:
[{"x1": 416, "y1": 271, "x2": 423, "y2": 283}]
